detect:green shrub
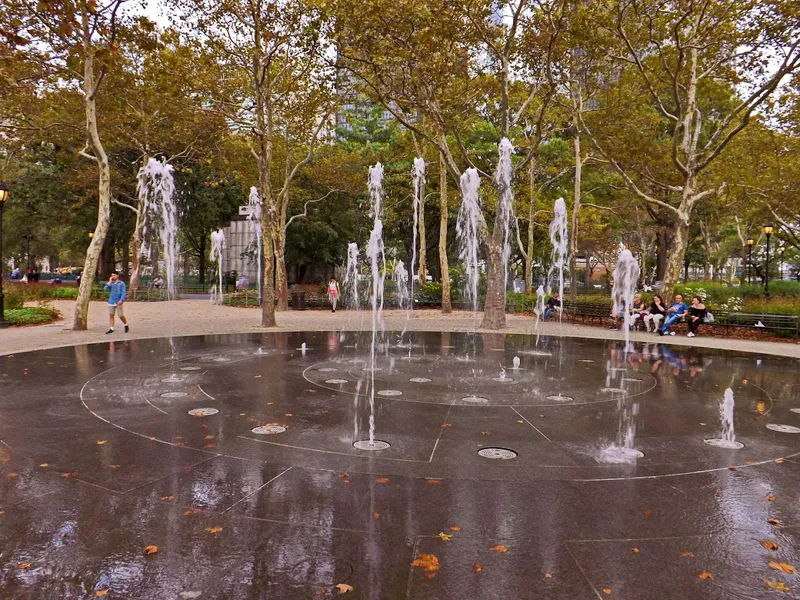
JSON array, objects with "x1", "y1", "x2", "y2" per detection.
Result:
[
  {"x1": 4, "y1": 306, "x2": 61, "y2": 326},
  {"x1": 4, "y1": 289, "x2": 24, "y2": 309},
  {"x1": 740, "y1": 299, "x2": 800, "y2": 315}
]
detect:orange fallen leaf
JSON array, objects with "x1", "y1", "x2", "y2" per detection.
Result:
[
  {"x1": 411, "y1": 553, "x2": 440, "y2": 572},
  {"x1": 338, "y1": 472, "x2": 349, "y2": 478},
  {"x1": 680, "y1": 551, "x2": 695, "y2": 558},
  {"x1": 775, "y1": 459, "x2": 785, "y2": 464},
  {"x1": 18, "y1": 562, "x2": 31, "y2": 569},
  {"x1": 106, "y1": 464, "x2": 121, "y2": 469},
  {"x1": 746, "y1": 460, "x2": 756, "y2": 465},
  {"x1": 441, "y1": 423, "x2": 452, "y2": 428},
  {"x1": 335, "y1": 583, "x2": 353, "y2": 594},
  {"x1": 490, "y1": 545, "x2": 508, "y2": 553},
  {"x1": 0, "y1": 510, "x2": 5, "y2": 516},
  {"x1": 204, "y1": 435, "x2": 215, "y2": 440},
  {"x1": 284, "y1": 413, "x2": 293, "y2": 417},
  {"x1": 315, "y1": 589, "x2": 325, "y2": 596},
  {"x1": 96, "y1": 440, "x2": 107, "y2": 445},
  {"x1": 39, "y1": 463, "x2": 48, "y2": 468},
  {"x1": 427, "y1": 478, "x2": 442, "y2": 485},
  {"x1": 544, "y1": 573, "x2": 552, "y2": 579},
  {"x1": 372, "y1": 512, "x2": 380, "y2": 520},
  {"x1": 449, "y1": 526, "x2": 461, "y2": 531},
  {"x1": 766, "y1": 495, "x2": 776, "y2": 502},
  {"x1": 642, "y1": 509, "x2": 651, "y2": 517},
  {"x1": 425, "y1": 572, "x2": 437, "y2": 580},
  {"x1": 6, "y1": 472, "x2": 18, "y2": 479},
  {"x1": 205, "y1": 526, "x2": 223, "y2": 534},
  {"x1": 95, "y1": 590, "x2": 109, "y2": 597},
  {"x1": 144, "y1": 545, "x2": 158, "y2": 555},
  {"x1": 174, "y1": 442, "x2": 185, "y2": 447},
  {"x1": 437, "y1": 532, "x2": 453, "y2": 541},
  {"x1": 480, "y1": 431, "x2": 490, "y2": 436},
  {"x1": 761, "y1": 540, "x2": 779, "y2": 551},
  {"x1": 742, "y1": 379, "x2": 748, "y2": 384},
  {"x1": 602, "y1": 589, "x2": 612, "y2": 596},
  {"x1": 160, "y1": 495, "x2": 175, "y2": 501},
  {"x1": 768, "y1": 518, "x2": 781, "y2": 525},
  {"x1": 632, "y1": 547, "x2": 640, "y2": 553},
  {"x1": 768, "y1": 561, "x2": 797, "y2": 575},
  {"x1": 376, "y1": 477, "x2": 390, "y2": 484},
  {"x1": 763, "y1": 579, "x2": 791, "y2": 592},
  {"x1": 728, "y1": 466, "x2": 737, "y2": 471},
  {"x1": 203, "y1": 444, "x2": 216, "y2": 449},
  {"x1": 698, "y1": 571, "x2": 713, "y2": 580},
  {"x1": 183, "y1": 508, "x2": 202, "y2": 516},
  {"x1": 699, "y1": 422, "x2": 707, "y2": 426},
  {"x1": 254, "y1": 375, "x2": 262, "y2": 379}
]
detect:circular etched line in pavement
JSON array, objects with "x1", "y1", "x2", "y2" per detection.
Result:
[
  {"x1": 252, "y1": 425, "x2": 286, "y2": 435},
  {"x1": 478, "y1": 447, "x2": 517, "y2": 460},
  {"x1": 188, "y1": 408, "x2": 219, "y2": 417},
  {"x1": 767, "y1": 424, "x2": 800, "y2": 434},
  {"x1": 161, "y1": 392, "x2": 188, "y2": 398},
  {"x1": 353, "y1": 440, "x2": 391, "y2": 451}
]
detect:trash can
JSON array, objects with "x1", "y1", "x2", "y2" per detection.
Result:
[{"x1": 291, "y1": 291, "x2": 307, "y2": 311}]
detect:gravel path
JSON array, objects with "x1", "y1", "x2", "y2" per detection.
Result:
[{"x1": 1, "y1": 298, "x2": 798, "y2": 358}]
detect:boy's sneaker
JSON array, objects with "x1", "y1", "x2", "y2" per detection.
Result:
[
  {"x1": 687, "y1": 332, "x2": 695, "y2": 337},
  {"x1": 669, "y1": 331, "x2": 676, "y2": 336},
  {"x1": 124, "y1": 324, "x2": 130, "y2": 333},
  {"x1": 106, "y1": 328, "x2": 114, "y2": 334}
]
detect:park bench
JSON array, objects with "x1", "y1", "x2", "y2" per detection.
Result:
[
  {"x1": 704, "y1": 311, "x2": 800, "y2": 338},
  {"x1": 562, "y1": 299, "x2": 613, "y2": 324}
]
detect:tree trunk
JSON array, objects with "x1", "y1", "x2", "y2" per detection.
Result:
[
  {"x1": 275, "y1": 223, "x2": 289, "y2": 311},
  {"x1": 525, "y1": 160, "x2": 535, "y2": 293},
  {"x1": 660, "y1": 214, "x2": 690, "y2": 300},
  {"x1": 73, "y1": 24, "x2": 111, "y2": 331},
  {"x1": 261, "y1": 218, "x2": 276, "y2": 327},
  {"x1": 418, "y1": 177, "x2": 426, "y2": 283},
  {"x1": 656, "y1": 230, "x2": 669, "y2": 281},
  {"x1": 439, "y1": 151, "x2": 451, "y2": 313},
  {"x1": 121, "y1": 240, "x2": 129, "y2": 282},
  {"x1": 198, "y1": 234, "x2": 206, "y2": 285},
  {"x1": 569, "y1": 131, "x2": 581, "y2": 301},
  {"x1": 480, "y1": 241, "x2": 506, "y2": 329}
]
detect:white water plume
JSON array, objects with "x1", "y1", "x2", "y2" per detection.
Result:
[
  {"x1": 705, "y1": 388, "x2": 743, "y2": 449},
  {"x1": 411, "y1": 157, "x2": 425, "y2": 310},
  {"x1": 366, "y1": 163, "x2": 386, "y2": 443},
  {"x1": 247, "y1": 186, "x2": 262, "y2": 305},
  {"x1": 393, "y1": 260, "x2": 410, "y2": 311},
  {"x1": 345, "y1": 242, "x2": 360, "y2": 310},
  {"x1": 209, "y1": 229, "x2": 225, "y2": 305},
  {"x1": 547, "y1": 198, "x2": 568, "y2": 311},
  {"x1": 137, "y1": 158, "x2": 179, "y2": 298},
  {"x1": 457, "y1": 168, "x2": 482, "y2": 311},
  {"x1": 611, "y1": 248, "x2": 641, "y2": 348},
  {"x1": 495, "y1": 138, "x2": 515, "y2": 290}
]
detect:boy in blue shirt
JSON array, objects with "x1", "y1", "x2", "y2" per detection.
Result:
[
  {"x1": 657, "y1": 294, "x2": 688, "y2": 336},
  {"x1": 104, "y1": 270, "x2": 130, "y2": 334}
]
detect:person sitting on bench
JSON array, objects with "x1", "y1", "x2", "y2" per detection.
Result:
[
  {"x1": 658, "y1": 294, "x2": 688, "y2": 336},
  {"x1": 643, "y1": 294, "x2": 666, "y2": 332},
  {"x1": 686, "y1": 295, "x2": 706, "y2": 337},
  {"x1": 543, "y1": 291, "x2": 560, "y2": 320}
]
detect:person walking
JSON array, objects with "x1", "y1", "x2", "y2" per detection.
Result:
[
  {"x1": 104, "y1": 270, "x2": 129, "y2": 334},
  {"x1": 658, "y1": 294, "x2": 688, "y2": 336},
  {"x1": 686, "y1": 296, "x2": 707, "y2": 337},
  {"x1": 327, "y1": 276, "x2": 340, "y2": 313}
]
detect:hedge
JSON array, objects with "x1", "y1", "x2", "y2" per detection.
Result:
[{"x1": 3, "y1": 306, "x2": 61, "y2": 326}]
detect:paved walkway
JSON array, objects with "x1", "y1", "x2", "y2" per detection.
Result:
[{"x1": 2, "y1": 298, "x2": 799, "y2": 358}]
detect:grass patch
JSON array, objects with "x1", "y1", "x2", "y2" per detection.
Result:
[{"x1": 3, "y1": 306, "x2": 61, "y2": 326}]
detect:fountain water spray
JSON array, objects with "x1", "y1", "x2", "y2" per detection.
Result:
[
  {"x1": 209, "y1": 229, "x2": 225, "y2": 305},
  {"x1": 365, "y1": 163, "x2": 387, "y2": 444},
  {"x1": 247, "y1": 186, "x2": 262, "y2": 305},
  {"x1": 137, "y1": 158, "x2": 179, "y2": 298},
  {"x1": 457, "y1": 168, "x2": 482, "y2": 311},
  {"x1": 611, "y1": 248, "x2": 641, "y2": 348},
  {"x1": 411, "y1": 157, "x2": 425, "y2": 310},
  {"x1": 547, "y1": 198, "x2": 568, "y2": 313},
  {"x1": 495, "y1": 138, "x2": 515, "y2": 289},
  {"x1": 704, "y1": 388, "x2": 744, "y2": 449},
  {"x1": 393, "y1": 260, "x2": 410, "y2": 311},
  {"x1": 345, "y1": 242, "x2": 360, "y2": 310}
]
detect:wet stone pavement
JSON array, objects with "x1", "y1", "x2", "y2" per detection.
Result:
[{"x1": 1, "y1": 331, "x2": 800, "y2": 599}]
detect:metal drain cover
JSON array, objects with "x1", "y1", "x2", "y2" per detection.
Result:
[
  {"x1": 161, "y1": 392, "x2": 188, "y2": 398},
  {"x1": 767, "y1": 424, "x2": 800, "y2": 433},
  {"x1": 252, "y1": 425, "x2": 286, "y2": 435},
  {"x1": 478, "y1": 447, "x2": 517, "y2": 460},
  {"x1": 461, "y1": 396, "x2": 489, "y2": 404},
  {"x1": 704, "y1": 439, "x2": 744, "y2": 449},
  {"x1": 325, "y1": 379, "x2": 348, "y2": 384},
  {"x1": 410, "y1": 377, "x2": 431, "y2": 383},
  {"x1": 188, "y1": 408, "x2": 219, "y2": 417},
  {"x1": 353, "y1": 440, "x2": 390, "y2": 450},
  {"x1": 546, "y1": 395, "x2": 573, "y2": 402},
  {"x1": 377, "y1": 390, "x2": 402, "y2": 396}
]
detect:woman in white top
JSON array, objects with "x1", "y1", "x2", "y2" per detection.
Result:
[{"x1": 327, "y1": 277, "x2": 340, "y2": 312}]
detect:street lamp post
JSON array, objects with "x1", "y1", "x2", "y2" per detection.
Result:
[
  {"x1": 763, "y1": 224, "x2": 774, "y2": 296},
  {"x1": 746, "y1": 237, "x2": 754, "y2": 285},
  {"x1": 0, "y1": 181, "x2": 9, "y2": 328}
]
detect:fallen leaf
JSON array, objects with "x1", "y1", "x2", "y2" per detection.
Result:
[
  {"x1": 106, "y1": 464, "x2": 121, "y2": 469},
  {"x1": 254, "y1": 375, "x2": 262, "y2": 379},
  {"x1": 335, "y1": 583, "x2": 353, "y2": 594},
  {"x1": 517, "y1": 420, "x2": 524, "y2": 424},
  {"x1": 95, "y1": 590, "x2": 109, "y2": 597},
  {"x1": 544, "y1": 573, "x2": 552, "y2": 579},
  {"x1": 642, "y1": 509, "x2": 651, "y2": 517},
  {"x1": 768, "y1": 518, "x2": 781, "y2": 525},
  {"x1": 338, "y1": 472, "x2": 349, "y2": 478},
  {"x1": 425, "y1": 572, "x2": 437, "y2": 580},
  {"x1": 18, "y1": 562, "x2": 31, "y2": 569},
  {"x1": 315, "y1": 589, "x2": 325, "y2": 596},
  {"x1": 680, "y1": 551, "x2": 695, "y2": 558},
  {"x1": 698, "y1": 571, "x2": 713, "y2": 580},
  {"x1": 411, "y1": 554, "x2": 440, "y2": 572},
  {"x1": 284, "y1": 413, "x2": 293, "y2": 417},
  {"x1": 480, "y1": 431, "x2": 490, "y2": 436},
  {"x1": 160, "y1": 495, "x2": 175, "y2": 501},
  {"x1": 728, "y1": 466, "x2": 737, "y2": 471},
  {"x1": 632, "y1": 548, "x2": 640, "y2": 553},
  {"x1": 602, "y1": 589, "x2": 612, "y2": 596},
  {"x1": 183, "y1": 508, "x2": 202, "y2": 516},
  {"x1": 743, "y1": 379, "x2": 748, "y2": 384},
  {"x1": 203, "y1": 444, "x2": 216, "y2": 449},
  {"x1": 144, "y1": 545, "x2": 158, "y2": 555},
  {"x1": 437, "y1": 532, "x2": 453, "y2": 541},
  {"x1": 96, "y1": 440, "x2": 107, "y2": 445},
  {"x1": 746, "y1": 460, "x2": 756, "y2": 465},
  {"x1": 427, "y1": 478, "x2": 442, "y2": 485},
  {"x1": 775, "y1": 459, "x2": 785, "y2": 464},
  {"x1": 766, "y1": 495, "x2": 776, "y2": 502},
  {"x1": 763, "y1": 579, "x2": 791, "y2": 592},
  {"x1": 6, "y1": 472, "x2": 18, "y2": 479},
  {"x1": 376, "y1": 477, "x2": 390, "y2": 484},
  {"x1": 247, "y1": 419, "x2": 257, "y2": 423},
  {"x1": 174, "y1": 442, "x2": 185, "y2": 447},
  {"x1": 175, "y1": 437, "x2": 183, "y2": 441},
  {"x1": 39, "y1": 463, "x2": 48, "y2": 468},
  {"x1": 441, "y1": 423, "x2": 452, "y2": 428},
  {"x1": 761, "y1": 540, "x2": 779, "y2": 551},
  {"x1": 204, "y1": 435, "x2": 215, "y2": 440},
  {"x1": 0, "y1": 510, "x2": 5, "y2": 516},
  {"x1": 372, "y1": 512, "x2": 380, "y2": 520},
  {"x1": 490, "y1": 545, "x2": 508, "y2": 553},
  {"x1": 768, "y1": 561, "x2": 797, "y2": 575},
  {"x1": 699, "y1": 422, "x2": 707, "y2": 426},
  {"x1": 473, "y1": 563, "x2": 483, "y2": 573},
  {"x1": 205, "y1": 526, "x2": 223, "y2": 534},
  {"x1": 449, "y1": 526, "x2": 461, "y2": 531}
]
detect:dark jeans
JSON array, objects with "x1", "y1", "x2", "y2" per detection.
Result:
[{"x1": 688, "y1": 318, "x2": 702, "y2": 334}]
